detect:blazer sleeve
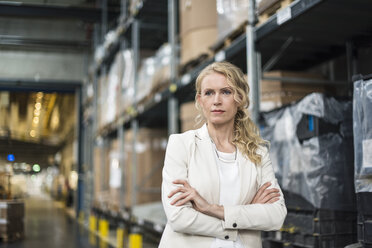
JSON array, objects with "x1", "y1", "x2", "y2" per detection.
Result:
[
  {"x1": 223, "y1": 147, "x2": 287, "y2": 231},
  {"x1": 162, "y1": 134, "x2": 238, "y2": 240}
]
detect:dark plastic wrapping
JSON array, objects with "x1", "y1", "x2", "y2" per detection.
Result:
[
  {"x1": 261, "y1": 93, "x2": 355, "y2": 211},
  {"x1": 353, "y1": 78, "x2": 372, "y2": 193}
]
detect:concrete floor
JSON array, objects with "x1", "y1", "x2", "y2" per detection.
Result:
[{"x1": 1, "y1": 195, "x2": 113, "y2": 248}]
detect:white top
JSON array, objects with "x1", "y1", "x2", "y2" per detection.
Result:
[{"x1": 210, "y1": 145, "x2": 245, "y2": 248}]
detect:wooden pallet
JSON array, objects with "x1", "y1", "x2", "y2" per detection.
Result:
[
  {"x1": 258, "y1": 0, "x2": 295, "y2": 25},
  {"x1": 210, "y1": 21, "x2": 248, "y2": 54}
]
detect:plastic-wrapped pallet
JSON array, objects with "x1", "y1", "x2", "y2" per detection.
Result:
[
  {"x1": 136, "y1": 44, "x2": 171, "y2": 104},
  {"x1": 137, "y1": 57, "x2": 156, "y2": 103},
  {"x1": 353, "y1": 77, "x2": 372, "y2": 192},
  {"x1": 261, "y1": 93, "x2": 357, "y2": 248},
  {"x1": 120, "y1": 49, "x2": 135, "y2": 110},
  {"x1": 105, "y1": 52, "x2": 123, "y2": 124},
  {"x1": 261, "y1": 93, "x2": 355, "y2": 211},
  {"x1": 152, "y1": 43, "x2": 171, "y2": 94},
  {"x1": 98, "y1": 49, "x2": 130, "y2": 126},
  {"x1": 217, "y1": 0, "x2": 249, "y2": 41},
  {"x1": 123, "y1": 128, "x2": 168, "y2": 207},
  {"x1": 353, "y1": 76, "x2": 372, "y2": 247}
]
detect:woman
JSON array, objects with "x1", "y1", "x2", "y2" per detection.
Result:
[{"x1": 159, "y1": 62, "x2": 287, "y2": 248}]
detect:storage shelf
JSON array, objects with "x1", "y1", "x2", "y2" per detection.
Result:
[
  {"x1": 94, "y1": 0, "x2": 372, "y2": 137},
  {"x1": 256, "y1": 0, "x2": 372, "y2": 70},
  {"x1": 92, "y1": 0, "x2": 168, "y2": 75},
  {"x1": 86, "y1": 0, "x2": 372, "y2": 236}
]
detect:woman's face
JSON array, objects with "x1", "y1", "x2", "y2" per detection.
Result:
[{"x1": 197, "y1": 72, "x2": 238, "y2": 127}]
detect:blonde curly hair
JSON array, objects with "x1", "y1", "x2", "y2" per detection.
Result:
[{"x1": 194, "y1": 61, "x2": 268, "y2": 165}]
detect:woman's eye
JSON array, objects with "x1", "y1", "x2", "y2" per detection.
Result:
[
  {"x1": 204, "y1": 91, "x2": 213, "y2": 96},
  {"x1": 222, "y1": 90, "x2": 232, "y2": 95}
]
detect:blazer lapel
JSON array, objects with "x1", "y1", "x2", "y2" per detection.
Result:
[
  {"x1": 237, "y1": 150, "x2": 258, "y2": 204},
  {"x1": 194, "y1": 124, "x2": 220, "y2": 204}
]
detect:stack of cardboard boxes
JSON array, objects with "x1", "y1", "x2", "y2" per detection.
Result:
[
  {"x1": 123, "y1": 128, "x2": 167, "y2": 207},
  {"x1": 180, "y1": 0, "x2": 217, "y2": 65},
  {"x1": 260, "y1": 71, "x2": 328, "y2": 111},
  {"x1": 180, "y1": 102, "x2": 204, "y2": 132},
  {"x1": 93, "y1": 128, "x2": 167, "y2": 210}
]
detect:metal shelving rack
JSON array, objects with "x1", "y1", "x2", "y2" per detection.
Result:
[
  {"x1": 81, "y1": 0, "x2": 372, "y2": 241},
  {"x1": 81, "y1": 0, "x2": 170, "y2": 241}
]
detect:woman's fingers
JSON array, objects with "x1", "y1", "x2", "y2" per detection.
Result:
[
  {"x1": 174, "y1": 195, "x2": 193, "y2": 206},
  {"x1": 268, "y1": 197, "x2": 280, "y2": 203},
  {"x1": 169, "y1": 180, "x2": 210, "y2": 212},
  {"x1": 170, "y1": 191, "x2": 190, "y2": 205},
  {"x1": 169, "y1": 180, "x2": 193, "y2": 205},
  {"x1": 260, "y1": 188, "x2": 279, "y2": 199},
  {"x1": 261, "y1": 192, "x2": 281, "y2": 203},
  {"x1": 259, "y1": 189, "x2": 279, "y2": 203},
  {"x1": 257, "y1": 182, "x2": 271, "y2": 196},
  {"x1": 251, "y1": 186, "x2": 280, "y2": 204},
  {"x1": 172, "y1": 179, "x2": 190, "y2": 187},
  {"x1": 251, "y1": 182, "x2": 271, "y2": 203},
  {"x1": 168, "y1": 187, "x2": 187, "y2": 198}
]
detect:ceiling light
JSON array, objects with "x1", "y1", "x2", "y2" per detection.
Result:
[
  {"x1": 33, "y1": 116, "x2": 39, "y2": 124},
  {"x1": 36, "y1": 92, "x2": 43, "y2": 98},
  {"x1": 35, "y1": 102, "x2": 41, "y2": 110},
  {"x1": 34, "y1": 109, "x2": 40, "y2": 116},
  {"x1": 30, "y1": 130, "x2": 36, "y2": 137}
]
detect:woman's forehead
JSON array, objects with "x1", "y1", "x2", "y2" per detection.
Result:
[{"x1": 201, "y1": 73, "x2": 230, "y2": 88}]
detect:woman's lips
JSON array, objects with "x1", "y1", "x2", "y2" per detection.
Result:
[{"x1": 212, "y1": 110, "x2": 225, "y2": 113}]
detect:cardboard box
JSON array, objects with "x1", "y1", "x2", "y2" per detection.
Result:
[
  {"x1": 260, "y1": 71, "x2": 326, "y2": 111},
  {"x1": 181, "y1": 27, "x2": 217, "y2": 65},
  {"x1": 93, "y1": 144, "x2": 111, "y2": 204},
  {"x1": 180, "y1": 102, "x2": 204, "y2": 132},
  {"x1": 179, "y1": 0, "x2": 218, "y2": 65},
  {"x1": 123, "y1": 128, "x2": 168, "y2": 207},
  {"x1": 179, "y1": 0, "x2": 217, "y2": 36}
]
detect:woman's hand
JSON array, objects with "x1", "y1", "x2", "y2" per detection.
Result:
[
  {"x1": 251, "y1": 182, "x2": 280, "y2": 204},
  {"x1": 168, "y1": 179, "x2": 211, "y2": 212},
  {"x1": 168, "y1": 179, "x2": 225, "y2": 220}
]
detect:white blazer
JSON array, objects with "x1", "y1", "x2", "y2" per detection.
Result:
[{"x1": 159, "y1": 124, "x2": 287, "y2": 248}]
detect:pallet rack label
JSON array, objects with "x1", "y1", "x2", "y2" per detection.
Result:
[
  {"x1": 154, "y1": 93, "x2": 162, "y2": 103},
  {"x1": 215, "y1": 50, "x2": 226, "y2": 62},
  {"x1": 181, "y1": 74, "x2": 191, "y2": 85},
  {"x1": 277, "y1": 7, "x2": 292, "y2": 25}
]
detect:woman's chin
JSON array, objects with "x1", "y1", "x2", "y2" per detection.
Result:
[{"x1": 207, "y1": 118, "x2": 234, "y2": 126}]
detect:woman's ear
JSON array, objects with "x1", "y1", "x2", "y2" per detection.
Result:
[{"x1": 196, "y1": 94, "x2": 201, "y2": 107}]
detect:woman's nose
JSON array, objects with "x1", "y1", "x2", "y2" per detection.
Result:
[{"x1": 213, "y1": 93, "x2": 221, "y2": 105}]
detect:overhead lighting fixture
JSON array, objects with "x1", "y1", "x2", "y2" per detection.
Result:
[
  {"x1": 33, "y1": 116, "x2": 39, "y2": 124},
  {"x1": 30, "y1": 130, "x2": 36, "y2": 137},
  {"x1": 35, "y1": 102, "x2": 41, "y2": 110},
  {"x1": 36, "y1": 92, "x2": 43, "y2": 98},
  {"x1": 34, "y1": 109, "x2": 40, "y2": 116}
]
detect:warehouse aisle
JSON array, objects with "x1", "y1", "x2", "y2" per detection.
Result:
[{"x1": 2, "y1": 195, "x2": 112, "y2": 248}]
